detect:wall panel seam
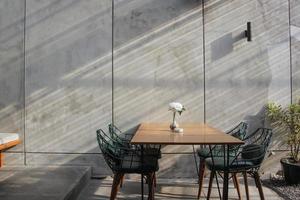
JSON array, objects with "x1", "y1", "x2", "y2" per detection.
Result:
[
  {"x1": 112, "y1": 0, "x2": 115, "y2": 125},
  {"x1": 288, "y1": 0, "x2": 293, "y2": 104},
  {"x1": 23, "y1": 0, "x2": 27, "y2": 166},
  {"x1": 202, "y1": 0, "x2": 206, "y2": 123}
]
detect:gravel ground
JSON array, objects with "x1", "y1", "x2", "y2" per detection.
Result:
[{"x1": 262, "y1": 177, "x2": 300, "y2": 200}]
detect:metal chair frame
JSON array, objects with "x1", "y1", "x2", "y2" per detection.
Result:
[
  {"x1": 206, "y1": 128, "x2": 273, "y2": 200},
  {"x1": 96, "y1": 129, "x2": 159, "y2": 200},
  {"x1": 197, "y1": 122, "x2": 248, "y2": 199}
]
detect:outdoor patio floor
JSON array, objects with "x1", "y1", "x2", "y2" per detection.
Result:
[
  {"x1": 77, "y1": 177, "x2": 283, "y2": 200},
  {"x1": 0, "y1": 166, "x2": 284, "y2": 200}
]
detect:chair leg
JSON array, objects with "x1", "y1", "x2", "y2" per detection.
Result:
[
  {"x1": 110, "y1": 173, "x2": 123, "y2": 200},
  {"x1": 154, "y1": 172, "x2": 157, "y2": 188},
  {"x1": 242, "y1": 172, "x2": 250, "y2": 200},
  {"x1": 207, "y1": 171, "x2": 215, "y2": 200},
  {"x1": 254, "y1": 173, "x2": 259, "y2": 188},
  {"x1": 120, "y1": 174, "x2": 125, "y2": 188},
  {"x1": 147, "y1": 172, "x2": 155, "y2": 200},
  {"x1": 197, "y1": 158, "x2": 206, "y2": 199},
  {"x1": 232, "y1": 173, "x2": 237, "y2": 189},
  {"x1": 254, "y1": 172, "x2": 265, "y2": 200},
  {"x1": 233, "y1": 173, "x2": 242, "y2": 200},
  {"x1": 147, "y1": 173, "x2": 157, "y2": 188},
  {"x1": 0, "y1": 152, "x2": 3, "y2": 168}
]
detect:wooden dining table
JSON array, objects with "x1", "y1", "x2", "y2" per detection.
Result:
[{"x1": 131, "y1": 123, "x2": 244, "y2": 200}]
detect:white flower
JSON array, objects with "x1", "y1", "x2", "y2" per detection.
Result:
[{"x1": 169, "y1": 102, "x2": 184, "y2": 112}]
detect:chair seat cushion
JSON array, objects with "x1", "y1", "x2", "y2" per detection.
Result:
[
  {"x1": 0, "y1": 133, "x2": 19, "y2": 145},
  {"x1": 143, "y1": 148, "x2": 162, "y2": 159},
  {"x1": 197, "y1": 148, "x2": 211, "y2": 159},
  {"x1": 205, "y1": 157, "x2": 255, "y2": 171},
  {"x1": 241, "y1": 144, "x2": 264, "y2": 165},
  {"x1": 197, "y1": 147, "x2": 236, "y2": 159},
  {"x1": 116, "y1": 154, "x2": 159, "y2": 174}
]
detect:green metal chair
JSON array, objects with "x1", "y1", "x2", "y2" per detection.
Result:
[
  {"x1": 205, "y1": 128, "x2": 273, "y2": 200},
  {"x1": 197, "y1": 122, "x2": 248, "y2": 198},
  {"x1": 97, "y1": 129, "x2": 159, "y2": 200},
  {"x1": 108, "y1": 124, "x2": 162, "y2": 158},
  {"x1": 108, "y1": 124, "x2": 162, "y2": 187}
]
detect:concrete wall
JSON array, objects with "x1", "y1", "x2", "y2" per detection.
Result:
[
  {"x1": 0, "y1": 0, "x2": 298, "y2": 177},
  {"x1": 0, "y1": 0, "x2": 25, "y2": 165},
  {"x1": 1, "y1": 0, "x2": 113, "y2": 174},
  {"x1": 291, "y1": 0, "x2": 300, "y2": 101}
]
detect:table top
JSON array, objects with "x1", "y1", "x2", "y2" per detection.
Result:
[{"x1": 131, "y1": 123, "x2": 244, "y2": 145}]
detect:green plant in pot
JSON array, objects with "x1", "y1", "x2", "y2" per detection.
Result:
[{"x1": 267, "y1": 101, "x2": 300, "y2": 184}]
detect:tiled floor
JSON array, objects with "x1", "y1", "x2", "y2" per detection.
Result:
[{"x1": 77, "y1": 177, "x2": 283, "y2": 200}]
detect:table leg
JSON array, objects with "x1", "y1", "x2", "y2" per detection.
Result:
[
  {"x1": 222, "y1": 145, "x2": 229, "y2": 200},
  {"x1": 192, "y1": 145, "x2": 199, "y2": 177},
  {"x1": 209, "y1": 145, "x2": 222, "y2": 199},
  {"x1": 141, "y1": 144, "x2": 144, "y2": 200}
]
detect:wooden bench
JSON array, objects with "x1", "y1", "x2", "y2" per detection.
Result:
[{"x1": 0, "y1": 133, "x2": 20, "y2": 168}]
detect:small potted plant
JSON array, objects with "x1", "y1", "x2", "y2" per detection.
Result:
[
  {"x1": 169, "y1": 102, "x2": 185, "y2": 132},
  {"x1": 267, "y1": 101, "x2": 300, "y2": 184}
]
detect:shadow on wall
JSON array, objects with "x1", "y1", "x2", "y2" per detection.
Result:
[
  {"x1": 0, "y1": 0, "x2": 291, "y2": 181},
  {"x1": 205, "y1": 0, "x2": 291, "y2": 133},
  {"x1": 0, "y1": 0, "x2": 205, "y2": 175},
  {"x1": 113, "y1": 0, "x2": 206, "y2": 159},
  {"x1": 243, "y1": 106, "x2": 287, "y2": 150},
  {"x1": 120, "y1": 0, "x2": 289, "y2": 178},
  {"x1": 0, "y1": 0, "x2": 115, "y2": 170},
  {"x1": 211, "y1": 32, "x2": 245, "y2": 61},
  {"x1": 0, "y1": 0, "x2": 26, "y2": 158}
]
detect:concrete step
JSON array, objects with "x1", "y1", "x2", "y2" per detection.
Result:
[
  {"x1": 0, "y1": 165, "x2": 91, "y2": 200},
  {"x1": 77, "y1": 177, "x2": 283, "y2": 200}
]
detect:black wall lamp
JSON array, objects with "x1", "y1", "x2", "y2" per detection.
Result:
[{"x1": 245, "y1": 22, "x2": 252, "y2": 41}]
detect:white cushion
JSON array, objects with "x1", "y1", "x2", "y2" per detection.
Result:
[{"x1": 0, "y1": 133, "x2": 19, "y2": 145}]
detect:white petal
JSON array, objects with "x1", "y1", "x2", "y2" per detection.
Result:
[{"x1": 169, "y1": 102, "x2": 183, "y2": 111}]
